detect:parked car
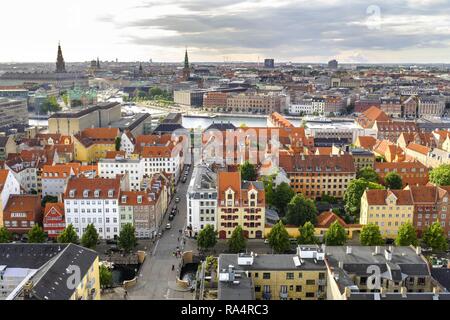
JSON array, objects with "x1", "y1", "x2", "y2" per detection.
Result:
[
  {"x1": 264, "y1": 239, "x2": 270, "y2": 244},
  {"x1": 169, "y1": 215, "x2": 174, "y2": 221},
  {"x1": 182, "y1": 177, "x2": 187, "y2": 183},
  {"x1": 175, "y1": 197, "x2": 180, "y2": 203},
  {"x1": 106, "y1": 239, "x2": 117, "y2": 245},
  {"x1": 166, "y1": 223, "x2": 172, "y2": 230}
]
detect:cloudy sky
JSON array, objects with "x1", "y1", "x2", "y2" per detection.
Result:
[{"x1": 1, "y1": 0, "x2": 450, "y2": 63}]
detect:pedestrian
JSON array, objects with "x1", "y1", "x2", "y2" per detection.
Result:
[
  {"x1": 172, "y1": 265, "x2": 175, "y2": 271},
  {"x1": 124, "y1": 290, "x2": 128, "y2": 300}
]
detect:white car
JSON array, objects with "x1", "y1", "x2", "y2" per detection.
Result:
[
  {"x1": 166, "y1": 223, "x2": 172, "y2": 230},
  {"x1": 175, "y1": 197, "x2": 180, "y2": 203}
]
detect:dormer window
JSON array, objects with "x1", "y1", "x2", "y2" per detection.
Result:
[
  {"x1": 108, "y1": 189, "x2": 114, "y2": 198},
  {"x1": 121, "y1": 196, "x2": 127, "y2": 204},
  {"x1": 94, "y1": 190, "x2": 100, "y2": 198},
  {"x1": 137, "y1": 196, "x2": 143, "y2": 204},
  {"x1": 69, "y1": 189, "x2": 76, "y2": 198}
]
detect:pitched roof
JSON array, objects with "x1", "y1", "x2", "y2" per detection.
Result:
[
  {"x1": 280, "y1": 154, "x2": 356, "y2": 173},
  {"x1": 316, "y1": 211, "x2": 361, "y2": 228},
  {"x1": 44, "y1": 202, "x2": 64, "y2": 217},
  {"x1": 356, "y1": 136, "x2": 377, "y2": 150},
  {"x1": 365, "y1": 189, "x2": 413, "y2": 205},
  {"x1": 42, "y1": 165, "x2": 74, "y2": 179},
  {"x1": 0, "y1": 169, "x2": 10, "y2": 193},
  {"x1": 406, "y1": 142, "x2": 430, "y2": 155},
  {"x1": 64, "y1": 177, "x2": 121, "y2": 199},
  {"x1": 4, "y1": 194, "x2": 41, "y2": 213},
  {"x1": 407, "y1": 185, "x2": 438, "y2": 203},
  {"x1": 363, "y1": 106, "x2": 390, "y2": 122}
]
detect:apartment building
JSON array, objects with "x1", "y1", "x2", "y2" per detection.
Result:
[
  {"x1": 418, "y1": 97, "x2": 445, "y2": 117},
  {"x1": 325, "y1": 246, "x2": 446, "y2": 300},
  {"x1": 217, "y1": 171, "x2": 265, "y2": 239},
  {"x1": 373, "y1": 121, "x2": 419, "y2": 143},
  {"x1": 360, "y1": 189, "x2": 414, "y2": 238},
  {"x1": 218, "y1": 246, "x2": 327, "y2": 300},
  {"x1": 349, "y1": 148, "x2": 375, "y2": 171},
  {"x1": 280, "y1": 154, "x2": 356, "y2": 199},
  {"x1": 380, "y1": 97, "x2": 402, "y2": 118},
  {"x1": 43, "y1": 202, "x2": 65, "y2": 239},
  {"x1": 203, "y1": 92, "x2": 229, "y2": 111},
  {"x1": 3, "y1": 195, "x2": 42, "y2": 235},
  {"x1": 0, "y1": 98, "x2": 28, "y2": 128},
  {"x1": 41, "y1": 164, "x2": 76, "y2": 198},
  {"x1": 186, "y1": 165, "x2": 218, "y2": 237},
  {"x1": 226, "y1": 93, "x2": 282, "y2": 114},
  {"x1": 73, "y1": 128, "x2": 120, "y2": 163},
  {"x1": 140, "y1": 140, "x2": 183, "y2": 182},
  {"x1": 0, "y1": 170, "x2": 21, "y2": 228},
  {"x1": 98, "y1": 155, "x2": 143, "y2": 191},
  {"x1": 64, "y1": 176, "x2": 128, "y2": 239},
  {"x1": 374, "y1": 161, "x2": 429, "y2": 187}
]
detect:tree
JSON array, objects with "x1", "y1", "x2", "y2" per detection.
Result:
[
  {"x1": 384, "y1": 172, "x2": 403, "y2": 189},
  {"x1": 285, "y1": 194, "x2": 318, "y2": 227},
  {"x1": 429, "y1": 164, "x2": 450, "y2": 186},
  {"x1": 360, "y1": 223, "x2": 384, "y2": 246},
  {"x1": 344, "y1": 178, "x2": 384, "y2": 217},
  {"x1": 41, "y1": 195, "x2": 58, "y2": 207},
  {"x1": 261, "y1": 176, "x2": 275, "y2": 207},
  {"x1": 239, "y1": 160, "x2": 257, "y2": 181},
  {"x1": 28, "y1": 225, "x2": 47, "y2": 243},
  {"x1": 268, "y1": 221, "x2": 291, "y2": 253},
  {"x1": 99, "y1": 264, "x2": 113, "y2": 289},
  {"x1": 115, "y1": 137, "x2": 121, "y2": 151},
  {"x1": 298, "y1": 221, "x2": 318, "y2": 245},
  {"x1": 118, "y1": 223, "x2": 137, "y2": 252},
  {"x1": 356, "y1": 167, "x2": 379, "y2": 183},
  {"x1": 0, "y1": 227, "x2": 12, "y2": 243},
  {"x1": 324, "y1": 221, "x2": 347, "y2": 245},
  {"x1": 422, "y1": 222, "x2": 448, "y2": 252},
  {"x1": 395, "y1": 222, "x2": 418, "y2": 246},
  {"x1": 40, "y1": 96, "x2": 61, "y2": 114},
  {"x1": 228, "y1": 226, "x2": 247, "y2": 253},
  {"x1": 81, "y1": 224, "x2": 99, "y2": 249},
  {"x1": 197, "y1": 225, "x2": 217, "y2": 252},
  {"x1": 272, "y1": 182, "x2": 295, "y2": 216},
  {"x1": 58, "y1": 224, "x2": 79, "y2": 244}
]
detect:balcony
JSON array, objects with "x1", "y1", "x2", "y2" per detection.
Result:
[
  {"x1": 318, "y1": 279, "x2": 326, "y2": 286},
  {"x1": 262, "y1": 292, "x2": 272, "y2": 300},
  {"x1": 279, "y1": 291, "x2": 288, "y2": 299}
]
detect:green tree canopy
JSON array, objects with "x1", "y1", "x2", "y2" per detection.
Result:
[
  {"x1": 297, "y1": 221, "x2": 318, "y2": 245},
  {"x1": 384, "y1": 172, "x2": 403, "y2": 189},
  {"x1": 228, "y1": 226, "x2": 247, "y2": 253},
  {"x1": 118, "y1": 223, "x2": 137, "y2": 252},
  {"x1": 40, "y1": 96, "x2": 61, "y2": 114},
  {"x1": 429, "y1": 164, "x2": 450, "y2": 186},
  {"x1": 28, "y1": 225, "x2": 47, "y2": 243},
  {"x1": 324, "y1": 221, "x2": 347, "y2": 245},
  {"x1": 81, "y1": 224, "x2": 99, "y2": 249},
  {"x1": 268, "y1": 221, "x2": 291, "y2": 253},
  {"x1": 357, "y1": 166, "x2": 379, "y2": 183},
  {"x1": 41, "y1": 195, "x2": 58, "y2": 207},
  {"x1": 395, "y1": 222, "x2": 418, "y2": 246},
  {"x1": 272, "y1": 182, "x2": 295, "y2": 216},
  {"x1": 422, "y1": 222, "x2": 448, "y2": 252},
  {"x1": 197, "y1": 225, "x2": 217, "y2": 251},
  {"x1": 0, "y1": 227, "x2": 12, "y2": 243},
  {"x1": 115, "y1": 137, "x2": 121, "y2": 151},
  {"x1": 99, "y1": 264, "x2": 113, "y2": 289},
  {"x1": 344, "y1": 178, "x2": 384, "y2": 217},
  {"x1": 261, "y1": 176, "x2": 275, "y2": 207},
  {"x1": 58, "y1": 224, "x2": 79, "y2": 244},
  {"x1": 285, "y1": 194, "x2": 318, "y2": 227},
  {"x1": 239, "y1": 161, "x2": 258, "y2": 181},
  {"x1": 360, "y1": 223, "x2": 384, "y2": 246}
]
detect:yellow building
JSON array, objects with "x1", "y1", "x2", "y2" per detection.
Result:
[
  {"x1": 217, "y1": 171, "x2": 265, "y2": 239},
  {"x1": 360, "y1": 189, "x2": 414, "y2": 239},
  {"x1": 70, "y1": 256, "x2": 101, "y2": 300},
  {"x1": 350, "y1": 148, "x2": 375, "y2": 171},
  {"x1": 73, "y1": 128, "x2": 119, "y2": 163},
  {"x1": 218, "y1": 247, "x2": 327, "y2": 300}
]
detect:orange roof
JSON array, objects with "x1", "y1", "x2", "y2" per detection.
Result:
[
  {"x1": 270, "y1": 112, "x2": 294, "y2": 128},
  {"x1": 316, "y1": 211, "x2": 361, "y2": 228},
  {"x1": 356, "y1": 136, "x2": 377, "y2": 150},
  {"x1": 44, "y1": 202, "x2": 64, "y2": 217},
  {"x1": 0, "y1": 169, "x2": 10, "y2": 193},
  {"x1": 64, "y1": 177, "x2": 121, "y2": 199},
  {"x1": 406, "y1": 142, "x2": 430, "y2": 155},
  {"x1": 82, "y1": 128, "x2": 120, "y2": 140},
  {"x1": 105, "y1": 151, "x2": 126, "y2": 159},
  {"x1": 42, "y1": 165, "x2": 74, "y2": 179},
  {"x1": 363, "y1": 106, "x2": 390, "y2": 122},
  {"x1": 4, "y1": 194, "x2": 41, "y2": 213},
  {"x1": 365, "y1": 189, "x2": 413, "y2": 205}
]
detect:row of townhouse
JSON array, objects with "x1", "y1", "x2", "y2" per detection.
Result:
[
  {"x1": 64, "y1": 174, "x2": 171, "y2": 240},
  {"x1": 218, "y1": 245, "x2": 450, "y2": 301},
  {"x1": 289, "y1": 95, "x2": 346, "y2": 116},
  {"x1": 360, "y1": 185, "x2": 450, "y2": 239},
  {"x1": 186, "y1": 166, "x2": 266, "y2": 240}
]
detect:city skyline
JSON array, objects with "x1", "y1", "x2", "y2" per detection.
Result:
[{"x1": 1, "y1": 0, "x2": 450, "y2": 63}]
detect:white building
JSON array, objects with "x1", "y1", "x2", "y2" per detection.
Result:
[
  {"x1": 0, "y1": 170, "x2": 21, "y2": 226},
  {"x1": 41, "y1": 165, "x2": 76, "y2": 198},
  {"x1": 120, "y1": 131, "x2": 136, "y2": 156},
  {"x1": 289, "y1": 103, "x2": 313, "y2": 115},
  {"x1": 141, "y1": 144, "x2": 183, "y2": 181},
  {"x1": 186, "y1": 165, "x2": 218, "y2": 237},
  {"x1": 98, "y1": 156, "x2": 143, "y2": 191},
  {"x1": 312, "y1": 97, "x2": 325, "y2": 114},
  {"x1": 64, "y1": 176, "x2": 127, "y2": 239}
]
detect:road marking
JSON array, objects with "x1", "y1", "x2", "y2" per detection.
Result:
[
  {"x1": 152, "y1": 240, "x2": 160, "y2": 256},
  {"x1": 164, "y1": 288, "x2": 171, "y2": 299}
]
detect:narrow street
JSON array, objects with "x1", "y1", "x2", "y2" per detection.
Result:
[{"x1": 128, "y1": 165, "x2": 196, "y2": 300}]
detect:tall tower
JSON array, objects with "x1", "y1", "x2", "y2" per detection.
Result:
[
  {"x1": 182, "y1": 48, "x2": 190, "y2": 81},
  {"x1": 56, "y1": 42, "x2": 66, "y2": 73}
]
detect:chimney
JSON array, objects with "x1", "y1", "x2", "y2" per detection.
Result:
[
  {"x1": 400, "y1": 287, "x2": 407, "y2": 298},
  {"x1": 416, "y1": 246, "x2": 422, "y2": 255},
  {"x1": 346, "y1": 246, "x2": 352, "y2": 255}
]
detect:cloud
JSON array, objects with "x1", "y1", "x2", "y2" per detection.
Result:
[{"x1": 98, "y1": 0, "x2": 450, "y2": 62}]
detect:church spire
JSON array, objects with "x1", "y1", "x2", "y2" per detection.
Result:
[
  {"x1": 56, "y1": 42, "x2": 66, "y2": 73},
  {"x1": 182, "y1": 48, "x2": 190, "y2": 81},
  {"x1": 184, "y1": 48, "x2": 190, "y2": 69}
]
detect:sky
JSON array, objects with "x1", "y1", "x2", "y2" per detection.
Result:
[{"x1": 1, "y1": 0, "x2": 450, "y2": 63}]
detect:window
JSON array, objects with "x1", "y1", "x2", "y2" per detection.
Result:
[
  {"x1": 306, "y1": 280, "x2": 315, "y2": 285},
  {"x1": 295, "y1": 285, "x2": 302, "y2": 292},
  {"x1": 305, "y1": 292, "x2": 315, "y2": 298},
  {"x1": 263, "y1": 273, "x2": 271, "y2": 280},
  {"x1": 286, "y1": 273, "x2": 294, "y2": 280}
]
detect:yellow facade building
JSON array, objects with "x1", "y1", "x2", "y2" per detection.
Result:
[
  {"x1": 360, "y1": 189, "x2": 414, "y2": 239},
  {"x1": 73, "y1": 128, "x2": 119, "y2": 163}
]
